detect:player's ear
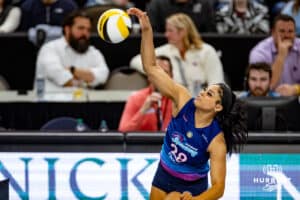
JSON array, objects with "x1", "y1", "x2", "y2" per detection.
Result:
[{"x1": 215, "y1": 103, "x2": 223, "y2": 113}]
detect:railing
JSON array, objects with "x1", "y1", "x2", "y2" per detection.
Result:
[{"x1": 0, "y1": 131, "x2": 299, "y2": 153}]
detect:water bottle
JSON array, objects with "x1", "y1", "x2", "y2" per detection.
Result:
[
  {"x1": 99, "y1": 120, "x2": 108, "y2": 132},
  {"x1": 76, "y1": 118, "x2": 86, "y2": 132},
  {"x1": 36, "y1": 73, "x2": 45, "y2": 101}
]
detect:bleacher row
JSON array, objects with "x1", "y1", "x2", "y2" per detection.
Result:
[{"x1": 0, "y1": 32, "x2": 267, "y2": 91}]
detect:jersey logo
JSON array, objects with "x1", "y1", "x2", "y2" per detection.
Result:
[{"x1": 186, "y1": 131, "x2": 193, "y2": 138}]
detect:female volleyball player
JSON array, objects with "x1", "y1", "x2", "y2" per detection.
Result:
[{"x1": 127, "y1": 8, "x2": 248, "y2": 200}]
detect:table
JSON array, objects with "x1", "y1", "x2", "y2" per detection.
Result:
[{"x1": 0, "y1": 90, "x2": 132, "y2": 130}]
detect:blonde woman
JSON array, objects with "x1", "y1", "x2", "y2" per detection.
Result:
[{"x1": 130, "y1": 12, "x2": 224, "y2": 97}]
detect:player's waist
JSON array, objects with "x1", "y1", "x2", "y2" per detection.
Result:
[{"x1": 160, "y1": 160, "x2": 207, "y2": 181}]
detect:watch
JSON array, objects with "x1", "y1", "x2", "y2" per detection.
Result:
[{"x1": 70, "y1": 66, "x2": 76, "y2": 75}]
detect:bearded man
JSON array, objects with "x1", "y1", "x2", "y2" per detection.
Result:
[{"x1": 35, "y1": 10, "x2": 109, "y2": 92}]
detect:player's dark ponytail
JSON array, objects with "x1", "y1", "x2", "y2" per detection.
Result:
[{"x1": 215, "y1": 83, "x2": 248, "y2": 155}]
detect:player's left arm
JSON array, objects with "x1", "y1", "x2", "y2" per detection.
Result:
[{"x1": 195, "y1": 133, "x2": 226, "y2": 200}]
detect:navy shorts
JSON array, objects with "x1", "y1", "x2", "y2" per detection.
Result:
[{"x1": 152, "y1": 163, "x2": 208, "y2": 196}]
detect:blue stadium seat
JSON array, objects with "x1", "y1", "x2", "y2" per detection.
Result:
[{"x1": 40, "y1": 117, "x2": 90, "y2": 131}]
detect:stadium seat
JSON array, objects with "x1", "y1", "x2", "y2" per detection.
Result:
[
  {"x1": 104, "y1": 66, "x2": 148, "y2": 90},
  {"x1": 40, "y1": 117, "x2": 90, "y2": 131}
]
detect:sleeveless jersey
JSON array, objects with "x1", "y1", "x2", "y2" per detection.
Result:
[{"x1": 160, "y1": 98, "x2": 222, "y2": 180}]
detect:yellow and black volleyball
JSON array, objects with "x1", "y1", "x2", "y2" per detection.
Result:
[{"x1": 97, "y1": 8, "x2": 132, "y2": 43}]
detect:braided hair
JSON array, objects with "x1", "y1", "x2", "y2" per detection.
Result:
[{"x1": 215, "y1": 83, "x2": 248, "y2": 155}]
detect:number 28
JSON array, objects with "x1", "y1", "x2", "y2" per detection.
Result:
[{"x1": 170, "y1": 143, "x2": 187, "y2": 163}]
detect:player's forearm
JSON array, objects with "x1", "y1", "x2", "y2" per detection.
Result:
[{"x1": 140, "y1": 21, "x2": 156, "y2": 75}]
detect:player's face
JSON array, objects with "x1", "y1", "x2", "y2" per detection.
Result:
[
  {"x1": 194, "y1": 85, "x2": 223, "y2": 113},
  {"x1": 272, "y1": 20, "x2": 295, "y2": 46},
  {"x1": 248, "y1": 69, "x2": 271, "y2": 96},
  {"x1": 164, "y1": 23, "x2": 184, "y2": 46}
]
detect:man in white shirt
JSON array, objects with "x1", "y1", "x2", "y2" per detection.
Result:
[{"x1": 35, "y1": 10, "x2": 109, "y2": 92}]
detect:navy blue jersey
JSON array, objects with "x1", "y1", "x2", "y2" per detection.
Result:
[{"x1": 160, "y1": 98, "x2": 222, "y2": 180}]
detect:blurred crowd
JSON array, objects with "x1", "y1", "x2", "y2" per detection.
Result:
[
  {"x1": 1, "y1": 0, "x2": 300, "y2": 131},
  {"x1": 0, "y1": 0, "x2": 294, "y2": 34}
]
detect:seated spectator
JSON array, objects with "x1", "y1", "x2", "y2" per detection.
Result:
[
  {"x1": 0, "y1": 0, "x2": 21, "y2": 33},
  {"x1": 130, "y1": 12, "x2": 224, "y2": 96},
  {"x1": 118, "y1": 56, "x2": 173, "y2": 132},
  {"x1": 19, "y1": 0, "x2": 78, "y2": 31},
  {"x1": 249, "y1": 14, "x2": 300, "y2": 96},
  {"x1": 146, "y1": 0, "x2": 216, "y2": 33},
  {"x1": 215, "y1": 0, "x2": 270, "y2": 34},
  {"x1": 282, "y1": 0, "x2": 300, "y2": 35},
  {"x1": 239, "y1": 62, "x2": 280, "y2": 98},
  {"x1": 35, "y1": 10, "x2": 109, "y2": 92}
]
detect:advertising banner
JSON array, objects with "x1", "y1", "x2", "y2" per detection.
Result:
[{"x1": 0, "y1": 153, "x2": 299, "y2": 199}]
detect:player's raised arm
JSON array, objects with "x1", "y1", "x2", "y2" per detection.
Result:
[{"x1": 127, "y1": 8, "x2": 190, "y2": 112}]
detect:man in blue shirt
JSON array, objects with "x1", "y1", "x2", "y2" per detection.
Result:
[
  {"x1": 19, "y1": 0, "x2": 78, "y2": 31},
  {"x1": 239, "y1": 62, "x2": 280, "y2": 98}
]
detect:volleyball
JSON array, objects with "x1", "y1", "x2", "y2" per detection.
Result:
[{"x1": 97, "y1": 8, "x2": 132, "y2": 44}]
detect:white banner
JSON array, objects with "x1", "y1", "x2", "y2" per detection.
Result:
[{"x1": 0, "y1": 153, "x2": 239, "y2": 200}]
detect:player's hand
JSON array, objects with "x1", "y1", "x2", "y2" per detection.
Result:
[
  {"x1": 180, "y1": 191, "x2": 193, "y2": 200},
  {"x1": 127, "y1": 8, "x2": 151, "y2": 31}
]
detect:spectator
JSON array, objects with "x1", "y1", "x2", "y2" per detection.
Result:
[
  {"x1": 35, "y1": 10, "x2": 109, "y2": 92},
  {"x1": 146, "y1": 0, "x2": 216, "y2": 33},
  {"x1": 215, "y1": 0, "x2": 270, "y2": 34},
  {"x1": 249, "y1": 14, "x2": 300, "y2": 96},
  {"x1": 282, "y1": 0, "x2": 300, "y2": 35},
  {"x1": 239, "y1": 62, "x2": 280, "y2": 98},
  {"x1": 0, "y1": 0, "x2": 21, "y2": 33},
  {"x1": 19, "y1": 0, "x2": 78, "y2": 31},
  {"x1": 119, "y1": 56, "x2": 173, "y2": 132},
  {"x1": 130, "y1": 12, "x2": 224, "y2": 96}
]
